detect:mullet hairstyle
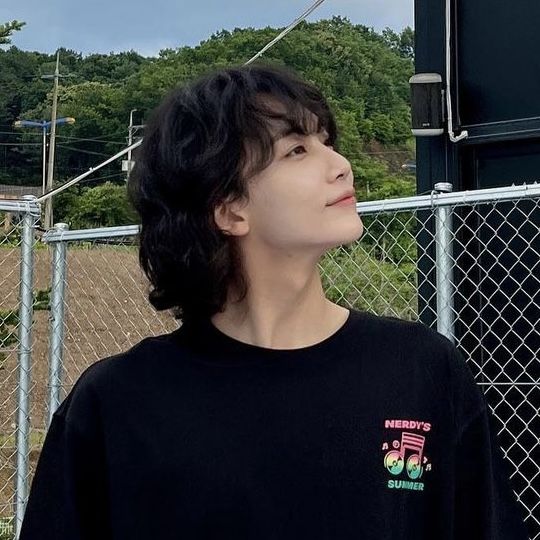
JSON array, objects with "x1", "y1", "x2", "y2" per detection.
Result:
[{"x1": 128, "y1": 63, "x2": 338, "y2": 323}]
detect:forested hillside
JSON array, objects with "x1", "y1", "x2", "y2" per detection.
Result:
[{"x1": 0, "y1": 17, "x2": 416, "y2": 227}]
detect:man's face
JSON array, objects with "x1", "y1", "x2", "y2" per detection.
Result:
[{"x1": 241, "y1": 128, "x2": 364, "y2": 257}]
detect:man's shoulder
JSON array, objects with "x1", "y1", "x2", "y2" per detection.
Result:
[
  {"x1": 80, "y1": 331, "x2": 178, "y2": 378},
  {"x1": 54, "y1": 331, "x2": 181, "y2": 419},
  {"x1": 351, "y1": 308, "x2": 452, "y2": 351},
  {"x1": 350, "y1": 308, "x2": 467, "y2": 383},
  {"x1": 352, "y1": 310, "x2": 482, "y2": 425}
]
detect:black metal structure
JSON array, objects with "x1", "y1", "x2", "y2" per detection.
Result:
[{"x1": 415, "y1": 1, "x2": 540, "y2": 537}]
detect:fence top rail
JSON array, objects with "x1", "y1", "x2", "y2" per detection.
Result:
[
  {"x1": 358, "y1": 180, "x2": 540, "y2": 215},
  {"x1": 41, "y1": 180, "x2": 540, "y2": 243},
  {"x1": 0, "y1": 196, "x2": 41, "y2": 216},
  {"x1": 42, "y1": 224, "x2": 140, "y2": 243}
]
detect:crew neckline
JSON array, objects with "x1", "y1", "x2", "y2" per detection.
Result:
[{"x1": 171, "y1": 308, "x2": 365, "y2": 366}]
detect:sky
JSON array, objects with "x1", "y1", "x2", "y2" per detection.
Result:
[{"x1": 1, "y1": 0, "x2": 414, "y2": 57}]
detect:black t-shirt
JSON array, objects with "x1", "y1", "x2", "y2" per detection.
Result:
[{"x1": 20, "y1": 309, "x2": 529, "y2": 539}]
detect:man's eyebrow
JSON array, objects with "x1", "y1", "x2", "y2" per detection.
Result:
[
  {"x1": 272, "y1": 126, "x2": 303, "y2": 141},
  {"x1": 273, "y1": 125, "x2": 326, "y2": 142}
]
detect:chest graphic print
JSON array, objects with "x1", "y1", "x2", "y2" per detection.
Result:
[{"x1": 381, "y1": 419, "x2": 432, "y2": 491}]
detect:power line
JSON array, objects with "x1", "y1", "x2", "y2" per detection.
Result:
[
  {"x1": 0, "y1": 142, "x2": 42, "y2": 146},
  {"x1": 0, "y1": 131, "x2": 128, "y2": 144},
  {"x1": 58, "y1": 131, "x2": 128, "y2": 141},
  {"x1": 1, "y1": 129, "x2": 414, "y2": 154},
  {"x1": 45, "y1": 173, "x2": 126, "y2": 195},
  {"x1": 245, "y1": 0, "x2": 327, "y2": 65},
  {"x1": 78, "y1": 172, "x2": 126, "y2": 185},
  {"x1": 0, "y1": 131, "x2": 42, "y2": 137},
  {"x1": 38, "y1": 0, "x2": 329, "y2": 204},
  {"x1": 56, "y1": 134, "x2": 128, "y2": 145},
  {"x1": 56, "y1": 144, "x2": 112, "y2": 157},
  {"x1": 37, "y1": 141, "x2": 140, "y2": 202}
]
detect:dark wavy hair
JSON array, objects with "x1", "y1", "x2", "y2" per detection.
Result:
[{"x1": 128, "y1": 63, "x2": 338, "y2": 323}]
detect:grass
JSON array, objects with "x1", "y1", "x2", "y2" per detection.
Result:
[
  {"x1": 0, "y1": 516, "x2": 13, "y2": 540},
  {"x1": 0, "y1": 429, "x2": 47, "y2": 449}
]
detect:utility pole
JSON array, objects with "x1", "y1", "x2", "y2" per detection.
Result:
[
  {"x1": 13, "y1": 117, "x2": 75, "y2": 198},
  {"x1": 14, "y1": 53, "x2": 74, "y2": 211},
  {"x1": 123, "y1": 109, "x2": 144, "y2": 182},
  {"x1": 43, "y1": 52, "x2": 71, "y2": 229},
  {"x1": 126, "y1": 109, "x2": 136, "y2": 182},
  {"x1": 41, "y1": 125, "x2": 47, "y2": 196}
]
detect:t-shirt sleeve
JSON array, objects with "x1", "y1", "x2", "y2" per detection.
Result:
[
  {"x1": 453, "y1": 406, "x2": 529, "y2": 539},
  {"x1": 19, "y1": 365, "x2": 110, "y2": 540},
  {"x1": 443, "y1": 340, "x2": 530, "y2": 539}
]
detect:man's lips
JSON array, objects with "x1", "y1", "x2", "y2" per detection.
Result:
[{"x1": 327, "y1": 189, "x2": 356, "y2": 206}]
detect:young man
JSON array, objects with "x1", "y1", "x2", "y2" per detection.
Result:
[{"x1": 20, "y1": 64, "x2": 528, "y2": 539}]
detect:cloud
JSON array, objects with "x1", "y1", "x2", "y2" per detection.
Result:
[
  {"x1": 314, "y1": 0, "x2": 413, "y2": 31},
  {"x1": 2, "y1": 0, "x2": 414, "y2": 56}
]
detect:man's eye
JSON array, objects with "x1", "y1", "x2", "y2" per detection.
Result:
[{"x1": 286, "y1": 145, "x2": 307, "y2": 157}]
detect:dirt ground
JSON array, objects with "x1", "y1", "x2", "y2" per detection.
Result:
[{"x1": 0, "y1": 245, "x2": 177, "y2": 518}]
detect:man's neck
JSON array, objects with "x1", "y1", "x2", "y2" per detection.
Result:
[{"x1": 211, "y1": 263, "x2": 349, "y2": 350}]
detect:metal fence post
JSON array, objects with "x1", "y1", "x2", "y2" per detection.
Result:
[
  {"x1": 14, "y1": 196, "x2": 38, "y2": 539},
  {"x1": 433, "y1": 182, "x2": 456, "y2": 342},
  {"x1": 47, "y1": 223, "x2": 69, "y2": 425}
]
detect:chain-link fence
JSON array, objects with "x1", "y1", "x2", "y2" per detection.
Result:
[
  {"x1": 0, "y1": 197, "x2": 41, "y2": 540},
  {"x1": 0, "y1": 203, "x2": 21, "y2": 538},
  {"x1": 43, "y1": 225, "x2": 177, "y2": 424},
  {"x1": 322, "y1": 181, "x2": 540, "y2": 539},
  {"x1": 0, "y1": 182, "x2": 538, "y2": 538}
]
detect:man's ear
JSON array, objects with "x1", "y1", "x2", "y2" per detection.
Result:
[{"x1": 213, "y1": 197, "x2": 250, "y2": 237}]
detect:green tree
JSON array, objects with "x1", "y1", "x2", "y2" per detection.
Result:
[
  {"x1": 21, "y1": 81, "x2": 127, "y2": 182},
  {"x1": 126, "y1": 17, "x2": 414, "y2": 149},
  {"x1": 60, "y1": 182, "x2": 138, "y2": 229},
  {"x1": 0, "y1": 47, "x2": 53, "y2": 184},
  {"x1": 382, "y1": 27, "x2": 415, "y2": 60},
  {"x1": 0, "y1": 20, "x2": 25, "y2": 45},
  {"x1": 0, "y1": 288, "x2": 50, "y2": 370},
  {"x1": 5, "y1": 17, "x2": 415, "y2": 202}
]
